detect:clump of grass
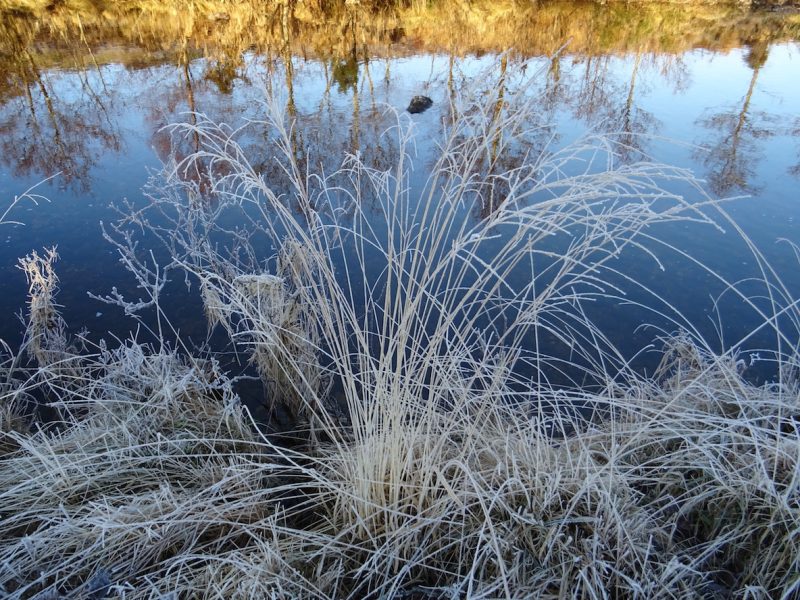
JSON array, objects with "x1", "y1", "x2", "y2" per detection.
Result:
[
  {"x1": 0, "y1": 341, "x2": 30, "y2": 454},
  {"x1": 1, "y1": 63, "x2": 798, "y2": 598},
  {"x1": 199, "y1": 241, "x2": 329, "y2": 432},
  {"x1": 0, "y1": 317, "x2": 284, "y2": 598},
  {"x1": 18, "y1": 248, "x2": 69, "y2": 369}
]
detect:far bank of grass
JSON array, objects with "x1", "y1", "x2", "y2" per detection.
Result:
[{"x1": 1, "y1": 0, "x2": 799, "y2": 71}]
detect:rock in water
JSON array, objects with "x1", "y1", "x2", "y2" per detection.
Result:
[{"x1": 407, "y1": 95, "x2": 433, "y2": 114}]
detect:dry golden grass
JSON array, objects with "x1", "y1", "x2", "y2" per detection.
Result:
[{"x1": 1, "y1": 0, "x2": 798, "y2": 70}]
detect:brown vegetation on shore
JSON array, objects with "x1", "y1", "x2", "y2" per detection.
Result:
[{"x1": 1, "y1": 0, "x2": 798, "y2": 72}]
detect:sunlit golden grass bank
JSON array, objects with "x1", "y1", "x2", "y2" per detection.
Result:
[{"x1": 1, "y1": 0, "x2": 798, "y2": 74}]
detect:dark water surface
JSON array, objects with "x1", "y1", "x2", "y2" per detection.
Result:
[{"x1": 1, "y1": 1, "x2": 799, "y2": 383}]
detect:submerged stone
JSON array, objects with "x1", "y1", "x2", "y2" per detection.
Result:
[{"x1": 407, "y1": 95, "x2": 433, "y2": 114}]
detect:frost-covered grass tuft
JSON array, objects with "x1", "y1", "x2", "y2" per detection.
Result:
[{"x1": 1, "y1": 66, "x2": 798, "y2": 599}]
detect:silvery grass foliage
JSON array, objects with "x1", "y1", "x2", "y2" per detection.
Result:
[
  {"x1": 1, "y1": 177, "x2": 54, "y2": 447},
  {"x1": 1, "y1": 63, "x2": 798, "y2": 598},
  {"x1": 0, "y1": 177, "x2": 58, "y2": 441}
]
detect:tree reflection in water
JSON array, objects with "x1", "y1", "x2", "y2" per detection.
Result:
[
  {"x1": 0, "y1": 18, "x2": 122, "y2": 191},
  {"x1": 789, "y1": 117, "x2": 800, "y2": 179},
  {"x1": 695, "y1": 40, "x2": 779, "y2": 196},
  {"x1": 0, "y1": 0, "x2": 797, "y2": 366},
  {"x1": 0, "y1": 0, "x2": 797, "y2": 194}
]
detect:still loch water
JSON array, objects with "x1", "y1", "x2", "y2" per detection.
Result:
[{"x1": 1, "y1": 1, "x2": 799, "y2": 382}]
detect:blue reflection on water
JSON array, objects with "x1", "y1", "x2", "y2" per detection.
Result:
[{"x1": 1, "y1": 44, "x2": 798, "y2": 388}]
